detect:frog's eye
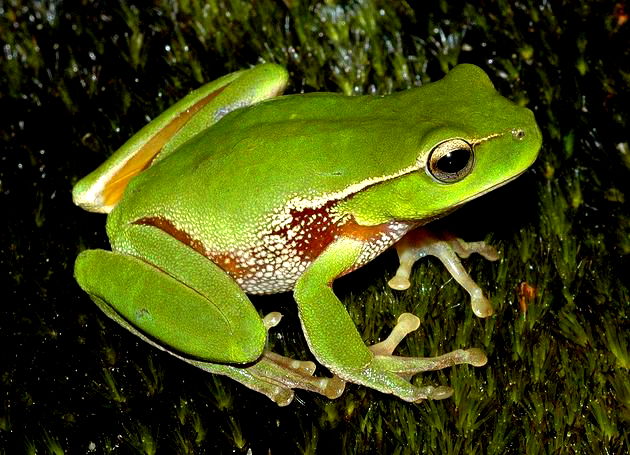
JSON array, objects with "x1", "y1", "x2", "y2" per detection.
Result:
[{"x1": 427, "y1": 139, "x2": 474, "y2": 183}]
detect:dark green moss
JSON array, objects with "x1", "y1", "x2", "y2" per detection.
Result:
[{"x1": 1, "y1": 0, "x2": 628, "y2": 453}]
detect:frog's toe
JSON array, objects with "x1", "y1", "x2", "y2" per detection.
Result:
[
  {"x1": 320, "y1": 375, "x2": 346, "y2": 399},
  {"x1": 369, "y1": 313, "x2": 420, "y2": 356},
  {"x1": 453, "y1": 238, "x2": 500, "y2": 262},
  {"x1": 381, "y1": 378, "x2": 454, "y2": 402},
  {"x1": 464, "y1": 348, "x2": 488, "y2": 367},
  {"x1": 424, "y1": 385, "x2": 454, "y2": 401},
  {"x1": 388, "y1": 274, "x2": 412, "y2": 291},
  {"x1": 262, "y1": 311, "x2": 283, "y2": 329},
  {"x1": 271, "y1": 354, "x2": 346, "y2": 399},
  {"x1": 255, "y1": 352, "x2": 346, "y2": 400},
  {"x1": 369, "y1": 314, "x2": 488, "y2": 372},
  {"x1": 358, "y1": 313, "x2": 488, "y2": 401},
  {"x1": 470, "y1": 289, "x2": 494, "y2": 318},
  {"x1": 264, "y1": 351, "x2": 316, "y2": 376},
  {"x1": 268, "y1": 386, "x2": 295, "y2": 407},
  {"x1": 479, "y1": 244, "x2": 500, "y2": 261}
]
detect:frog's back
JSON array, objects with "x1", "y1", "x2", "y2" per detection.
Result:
[
  {"x1": 120, "y1": 66, "x2": 517, "y2": 233},
  {"x1": 122, "y1": 95, "x2": 412, "y2": 219}
]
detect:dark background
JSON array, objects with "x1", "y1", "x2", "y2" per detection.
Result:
[{"x1": 1, "y1": 1, "x2": 628, "y2": 453}]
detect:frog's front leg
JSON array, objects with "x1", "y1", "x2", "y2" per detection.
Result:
[
  {"x1": 388, "y1": 228, "x2": 499, "y2": 318},
  {"x1": 294, "y1": 237, "x2": 487, "y2": 402},
  {"x1": 74, "y1": 224, "x2": 343, "y2": 406}
]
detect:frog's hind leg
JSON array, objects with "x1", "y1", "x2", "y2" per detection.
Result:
[
  {"x1": 368, "y1": 313, "x2": 487, "y2": 400},
  {"x1": 76, "y1": 223, "x2": 343, "y2": 406},
  {"x1": 92, "y1": 302, "x2": 345, "y2": 406}
]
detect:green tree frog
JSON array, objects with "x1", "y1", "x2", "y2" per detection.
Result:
[{"x1": 73, "y1": 63, "x2": 541, "y2": 406}]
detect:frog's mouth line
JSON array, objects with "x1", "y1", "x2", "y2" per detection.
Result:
[
  {"x1": 455, "y1": 169, "x2": 528, "y2": 208},
  {"x1": 415, "y1": 170, "x2": 528, "y2": 229}
]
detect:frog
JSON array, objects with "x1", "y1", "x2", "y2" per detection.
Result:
[{"x1": 73, "y1": 63, "x2": 541, "y2": 406}]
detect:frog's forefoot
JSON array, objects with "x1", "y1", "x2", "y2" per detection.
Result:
[
  {"x1": 389, "y1": 228, "x2": 499, "y2": 318},
  {"x1": 364, "y1": 313, "x2": 487, "y2": 401}
]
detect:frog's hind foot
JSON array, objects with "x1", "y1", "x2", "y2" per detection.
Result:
[
  {"x1": 368, "y1": 313, "x2": 487, "y2": 400},
  {"x1": 228, "y1": 350, "x2": 344, "y2": 406},
  {"x1": 260, "y1": 351, "x2": 346, "y2": 398},
  {"x1": 188, "y1": 311, "x2": 345, "y2": 406},
  {"x1": 259, "y1": 312, "x2": 345, "y2": 399}
]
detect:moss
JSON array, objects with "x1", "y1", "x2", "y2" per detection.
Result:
[{"x1": 1, "y1": 0, "x2": 628, "y2": 453}]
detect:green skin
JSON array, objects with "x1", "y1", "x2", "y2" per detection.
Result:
[{"x1": 73, "y1": 63, "x2": 542, "y2": 406}]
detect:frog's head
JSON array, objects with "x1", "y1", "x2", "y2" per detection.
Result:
[{"x1": 342, "y1": 64, "x2": 542, "y2": 225}]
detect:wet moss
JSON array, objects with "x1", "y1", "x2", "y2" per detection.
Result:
[{"x1": 1, "y1": 0, "x2": 628, "y2": 453}]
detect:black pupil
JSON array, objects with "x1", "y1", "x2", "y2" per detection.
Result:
[{"x1": 437, "y1": 148, "x2": 470, "y2": 174}]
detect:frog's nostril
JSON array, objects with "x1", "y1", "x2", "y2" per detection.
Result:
[{"x1": 511, "y1": 128, "x2": 526, "y2": 140}]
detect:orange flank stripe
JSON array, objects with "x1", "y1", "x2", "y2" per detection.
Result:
[
  {"x1": 338, "y1": 218, "x2": 396, "y2": 243},
  {"x1": 102, "y1": 85, "x2": 227, "y2": 208},
  {"x1": 133, "y1": 217, "x2": 207, "y2": 257}
]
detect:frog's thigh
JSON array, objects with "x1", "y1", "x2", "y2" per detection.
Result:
[{"x1": 75, "y1": 226, "x2": 266, "y2": 364}]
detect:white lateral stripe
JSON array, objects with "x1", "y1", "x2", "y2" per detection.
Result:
[
  {"x1": 282, "y1": 131, "x2": 504, "y2": 213},
  {"x1": 286, "y1": 163, "x2": 421, "y2": 212}
]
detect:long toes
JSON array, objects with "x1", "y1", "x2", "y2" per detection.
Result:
[{"x1": 369, "y1": 313, "x2": 420, "y2": 355}]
